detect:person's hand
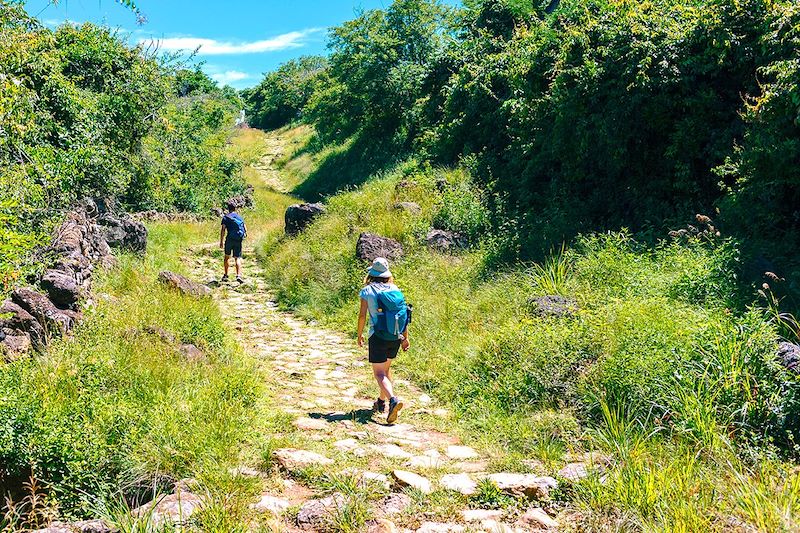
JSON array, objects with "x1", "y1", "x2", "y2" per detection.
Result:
[
  {"x1": 219, "y1": 241, "x2": 224, "y2": 249},
  {"x1": 401, "y1": 338, "x2": 410, "y2": 352},
  {"x1": 358, "y1": 335, "x2": 365, "y2": 348}
]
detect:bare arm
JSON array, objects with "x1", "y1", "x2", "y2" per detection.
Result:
[
  {"x1": 357, "y1": 299, "x2": 368, "y2": 347},
  {"x1": 219, "y1": 224, "x2": 226, "y2": 248}
]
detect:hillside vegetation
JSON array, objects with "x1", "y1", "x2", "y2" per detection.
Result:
[
  {"x1": 244, "y1": 0, "x2": 800, "y2": 300},
  {"x1": 0, "y1": 2, "x2": 246, "y2": 295},
  {"x1": 246, "y1": 0, "x2": 800, "y2": 529}
]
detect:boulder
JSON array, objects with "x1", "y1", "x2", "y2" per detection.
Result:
[
  {"x1": 1, "y1": 300, "x2": 46, "y2": 348},
  {"x1": 425, "y1": 229, "x2": 466, "y2": 253},
  {"x1": 778, "y1": 342, "x2": 800, "y2": 374},
  {"x1": 296, "y1": 493, "x2": 345, "y2": 529},
  {"x1": 356, "y1": 233, "x2": 403, "y2": 262},
  {"x1": 97, "y1": 213, "x2": 147, "y2": 253},
  {"x1": 40, "y1": 269, "x2": 81, "y2": 309},
  {"x1": 157, "y1": 271, "x2": 212, "y2": 298},
  {"x1": 528, "y1": 295, "x2": 577, "y2": 318},
  {"x1": 486, "y1": 473, "x2": 558, "y2": 499},
  {"x1": 285, "y1": 203, "x2": 327, "y2": 236},
  {"x1": 391, "y1": 470, "x2": 432, "y2": 494},
  {"x1": 393, "y1": 202, "x2": 422, "y2": 214},
  {"x1": 11, "y1": 288, "x2": 74, "y2": 336}
]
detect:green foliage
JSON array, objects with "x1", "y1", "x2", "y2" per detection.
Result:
[
  {"x1": 248, "y1": 0, "x2": 800, "y2": 280},
  {"x1": 242, "y1": 56, "x2": 328, "y2": 130},
  {"x1": 0, "y1": 3, "x2": 246, "y2": 294}
]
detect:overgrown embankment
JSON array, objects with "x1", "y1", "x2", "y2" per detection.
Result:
[
  {"x1": 260, "y1": 126, "x2": 800, "y2": 530},
  {"x1": 0, "y1": 2, "x2": 246, "y2": 295}
]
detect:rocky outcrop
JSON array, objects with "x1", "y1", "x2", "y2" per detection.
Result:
[
  {"x1": 528, "y1": 295, "x2": 577, "y2": 318},
  {"x1": 157, "y1": 271, "x2": 212, "y2": 298},
  {"x1": 356, "y1": 233, "x2": 403, "y2": 262},
  {"x1": 425, "y1": 229, "x2": 466, "y2": 253},
  {"x1": 0, "y1": 200, "x2": 147, "y2": 360},
  {"x1": 285, "y1": 203, "x2": 326, "y2": 236}
]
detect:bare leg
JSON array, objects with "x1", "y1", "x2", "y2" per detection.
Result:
[
  {"x1": 372, "y1": 361, "x2": 395, "y2": 401},
  {"x1": 235, "y1": 257, "x2": 242, "y2": 278},
  {"x1": 224, "y1": 254, "x2": 231, "y2": 277}
]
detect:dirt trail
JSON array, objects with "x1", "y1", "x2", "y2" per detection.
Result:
[{"x1": 184, "y1": 132, "x2": 564, "y2": 532}]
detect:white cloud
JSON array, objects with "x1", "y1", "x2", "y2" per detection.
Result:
[
  {"x1": 211, "y1": 70, "x2": 251, "y2": 85},
  {"x1": 140, "y1": 29, "x2": 320, "y2": 56}
]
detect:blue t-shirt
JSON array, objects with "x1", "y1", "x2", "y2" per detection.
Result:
[
  {"x1": 222, "y1": 212, "x2": 245, "y2": 240},
  {"x1": 360, "y1": 282, "x2": 398, "y2": 338}
]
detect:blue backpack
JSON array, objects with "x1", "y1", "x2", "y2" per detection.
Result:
[
  {"x1": 224, "y1": 213, "x2": 246, "y2": 240},
  {"x1": 374, "y1": 288, "x2": 411, "y2": 341}
]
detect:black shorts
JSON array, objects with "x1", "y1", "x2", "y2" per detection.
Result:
[
  {"x1": 224, "y1": 238, "x2": 243, "y2": 258},
  {"x1": 368, "y1": 335, "x2": 401, "y2": 364}
]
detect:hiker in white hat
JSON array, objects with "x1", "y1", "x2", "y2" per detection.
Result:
[{"x1": 357, "y1": 257, "x2": 412, "y2": 424}]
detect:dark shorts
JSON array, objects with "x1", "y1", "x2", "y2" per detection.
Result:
[
  {"x1": 368, "y1": 335, "x2": 401, "y2": 364},
  {"x1": 224, "y1": 238, "x2": 243, "y2": 258}
]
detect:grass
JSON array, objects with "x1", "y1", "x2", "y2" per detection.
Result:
[
  {"x1": 258, "y1": 126, "x2": 800, "y2": 531},
  {"x1": 0, "y1": 128, "x2": 298, "y2": 529}
]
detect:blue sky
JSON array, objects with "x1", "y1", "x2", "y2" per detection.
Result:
[{"x1": 24, "y1": 0, "x2": 461, "y2": 90}]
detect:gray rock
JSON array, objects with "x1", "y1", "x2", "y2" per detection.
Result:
[
  {"x1": 250, "y1": 494, "x2": 290, "y2": 515},
  {"x1": 425, "y1": 229, "x2": 466, "y2": 253},
  {"x1": 40, "y1": 269, "x2": 81, "y2": 309},
  {"x1": 356, "y1": 233, "x2": 403, "y2": 262},
  {"x1": 158, "y1": 271, "x2": 212, "y2": 298},
  {"x1": 778, "y1": 342, "x2": 800, "y2": 374},
  {"x1": 528, "y1": 295, "x2": 577, "y2": 318},
  {"x1": 391, "y1": 470, "x2": 432, "y2": 494},
  {"x1": 97, "y1": 213, "x2": 147, "y2": 253},
  {"x1": 285, "y1": 203, "x2": 327, "y2": 236},
  {"x1": 11, "y1": 288, "x2": 75, "y2": 336}
]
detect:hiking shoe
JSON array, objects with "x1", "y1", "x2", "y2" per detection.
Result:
[
  {"x1": 221, "y1": 274, "x2": 229, "y2": 282},
  {"x1": 373, "y1": 398, "x2": 386, "y2": 414},
  {"x1": 387, "y1": 397, "x2": 403, "y2": 424},
  {"x1": 236, "y1": 276, "x2": 244, "y2": 284}
]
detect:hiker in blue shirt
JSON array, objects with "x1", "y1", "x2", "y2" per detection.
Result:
[
  {"x1": 219, "y1": 201, "x2": 247, "y2": 283},
  {"x1": 357, "y1": 258, "x2": 411, "y2": 424}
]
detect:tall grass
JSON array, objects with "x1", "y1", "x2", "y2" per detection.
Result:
[{"x1": 258, "y1": 128, "x2": 800, "y2": 529}]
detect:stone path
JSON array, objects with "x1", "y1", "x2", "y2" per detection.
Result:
[{"x1": 171, "y1": 132, "x2": 593, "y2": 531}]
